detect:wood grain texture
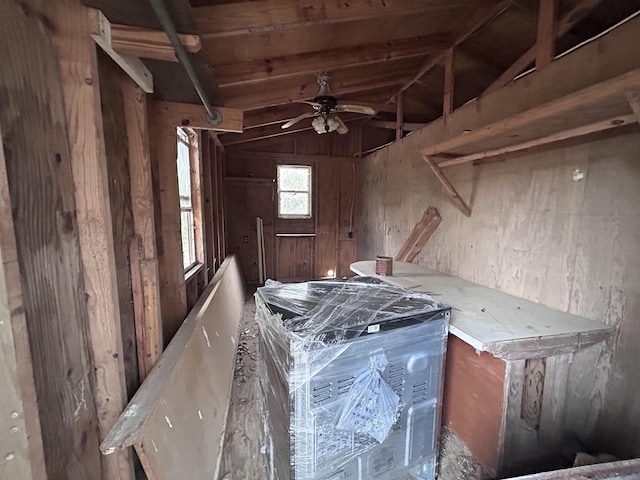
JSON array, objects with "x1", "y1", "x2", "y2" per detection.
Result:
[
  {"x1": 0, "y1": 1, "x2": 104, "y2": 477},
  {"x1": 443, "y1": 49, "x2": 454, "y2": 115},
  {"x1": 0, "y1": 120, "x2": 47, "y2": 480},
  {"x1": 423, "y1": 155, "x2": 472, "y2": 217},
  {"x1": 195, "y1": 0, "x2": 477, "y2": 37},
  {"x1": 521, "y1": 358, "x2": 546, "y2": 430},
  {"x1": 98, "y1": 51, "x2": 140, "y2": 399},
  {"x1": 481, "y1": 0, "x2": 605, "y2": 94},
  {"x1": 395, "y1": 207, "x2": 442, "y2": 262},
  {"x1": 150, "y1": 100, "x2": 243, "y2": 133},
  {"x1": 121, "y1": 74, "x2": 163, "y2": 381},
  {"x1": 51, "y1": 2, "x2": 133, "y2": 477},
  {"x1": 535, "y1": 0, "x2": 558, "y2": 69},
  {"x1": 101, "y1": 256, "x2": 245, "y2": 480},
  {"x1": 149, "y1": 121, "x2": 187, "y2": 342},
  {"x1": 110, "y1": 23, "x2": 201, "y2": 62},
  {"x1": 443, "y1": 335, "x2": 506, "y2": 477}
]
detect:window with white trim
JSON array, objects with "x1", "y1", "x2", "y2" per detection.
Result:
[
  {"x1": 177, "y1": 128, "x2": 196, "y2": 270},
  {"x1": 277, "y1": 165, "x2": 312, "y2": 218}
]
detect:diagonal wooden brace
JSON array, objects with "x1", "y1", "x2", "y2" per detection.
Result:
[{"x1": 422, "y1": 154, "x2": 472, "y2": 217}]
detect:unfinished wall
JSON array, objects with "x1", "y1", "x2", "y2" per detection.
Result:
[
  {"x1": 224, "y1": 128, "x2": 364, "y2": 283},
  {"x1": 358, "y1": 129, "x2": 640, "y2": 458}
]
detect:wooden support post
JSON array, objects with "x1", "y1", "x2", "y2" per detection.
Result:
[
  {"x1": 423, "y1": 155, "x2": 472, "y2": 217},
  {"x1": 535, "y1": 0, "x2": 558, "y2": 69},
  {"x1": 50, "y1": 1, "x2": 134, "y2": 478},
  {"x1": 201, "y1": 134, "x2": 216, "y2": 281},
  {"x1": 149, "y1": 118, "x2": 188, "y2": 342},
  {"x1": 482, "y1": 0, "x2": 602, "y2": 94},
  {"x1": 0, "y1": 120, "x2": 47, "y2": 480},
  {"x1": 396, "y1": 91, "x2": 404, "y2": 141},
  {"x1": 121, "y1": 78, "x2": 163, "y2": 381},
  {"x1": 443, "y1": 48, "x2": 454, "y2": 116}
]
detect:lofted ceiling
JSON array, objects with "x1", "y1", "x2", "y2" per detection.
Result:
[{"x1": 85, "y1": 0, "x2": 640, "y2": 145}]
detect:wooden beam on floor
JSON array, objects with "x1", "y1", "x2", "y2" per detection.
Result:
[
  {"x1": 215, "y1": 35, "x2": 451, "y2": 88},
  {"x1": 88, "y1": 9, "x2": 153, "y2": 93},
  {"x1": 121, "y1": 77, "x2": 163, "y2": 381},
  {"x1": 109, "y1": 23, "x2": 201, "y2": 62},
  {"x1": 395, "y1": 0, "x2": 512, "y2": 97},
  {"x1": 436, "y1": 114, "x2": 637, "y2": 167},
  {"x1": 535, "y1": 0, "x2": 558, "y2": 69},
  {"x1": 443, "y1": 48, "x2": 455, "y2": 116},
  {"x1": 51, "y1": 1, "x2": 134, "y2": 479},
  {"x1": 395, "y1": 207, "x2": 442, "y2": 263},
  {"x1": 0, "y1": 120, "x2": 47, "y2": 480},
  {"x1": 481, "y1": 0, "x2": 605, "y2": 95},
  {"x1": 150, "y1": 101, "x2": 243, "y2": 133},
  {"x1": 195, "y1": 0, "x2": 476, "y2": 38},
  {"x1": 423, "y1": 155, "x2": 472, "y2": 217}
]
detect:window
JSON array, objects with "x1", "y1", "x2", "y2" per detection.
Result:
[
  {"x1": 277, "y1": 165, "x2": 312, "y2": 218},
  {"x1": 177, "y1": 128, "x2": 196, "y2": 270}
]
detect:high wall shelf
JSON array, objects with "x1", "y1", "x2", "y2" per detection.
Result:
[{"x1": 413, "y1": 15, "x2": 640, "y2": 217}]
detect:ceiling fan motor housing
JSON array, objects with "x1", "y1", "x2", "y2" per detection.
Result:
[{"x1": 312, "y1": 95, "x2": 338, "y2": 114}]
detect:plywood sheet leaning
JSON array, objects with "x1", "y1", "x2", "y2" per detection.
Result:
[
  {"x1": 395, "y1": 207, "x2": 442, "y2": 262},
  {"x1": 101, "y1": 255, "x2": 245, "y2": 480}
]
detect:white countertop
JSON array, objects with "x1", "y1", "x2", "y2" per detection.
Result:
[{"x1": 351, "y1": 261, "x2": 611, "y2": 359}]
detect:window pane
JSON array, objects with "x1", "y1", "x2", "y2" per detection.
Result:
[
  {"x1": 278, "y1": 165, "x2": 310, "y2": 192},
  {"x1": 177, "y1": 132, "x2": 192, "y2": 209},
  {"x1": 279, "y1": 192, "x2": 310, "y2": 217},
  {"x1": 181, "y1": 210, "x2": 195, "y2": 269}
]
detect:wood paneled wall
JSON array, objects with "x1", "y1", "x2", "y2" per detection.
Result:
[{"x1": 225, "y1": 128, "x2": 363, "y2": 283}]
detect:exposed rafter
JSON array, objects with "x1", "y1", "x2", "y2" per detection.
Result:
[
  {"x1": 393, "y1": 0, "x2": 513, "y2": 98},
  {"x1": 481, "y1": 0, "x2": 606, "y2": 95},
  {"x1": 215, "y1": 34, "x2": 452, "y2": 88},
  {"x1": 195, "y1": 0, "x2": 478, "y2": 38}
]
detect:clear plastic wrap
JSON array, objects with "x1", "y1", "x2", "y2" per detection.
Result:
[{"x1": 255, "y1": 277, "x2": 450, "y2": 480}]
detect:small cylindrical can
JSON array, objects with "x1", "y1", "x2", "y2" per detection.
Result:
[{"x1": 375, "y1": 256, "x2": 393, "y2": 276}]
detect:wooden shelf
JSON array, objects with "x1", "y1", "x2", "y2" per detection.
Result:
[{"x1": 415, "y1": 15, "x2": 640, "y2": 216}]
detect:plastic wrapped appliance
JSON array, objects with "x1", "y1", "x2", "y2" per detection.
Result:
[{"x1": 255, "y1": 277, "x2": 450, "y2": 480}]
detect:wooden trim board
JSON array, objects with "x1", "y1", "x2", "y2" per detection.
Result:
[{"x1": 101, "y1": 255, "x2": 245, "y2": 480}]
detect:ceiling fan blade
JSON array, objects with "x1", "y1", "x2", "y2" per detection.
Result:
[
  {"x1": 335, "y1": 116, "x2": 349, "y2": 135},
  {"x1": 293, "y1": 100, "x2": 323, "y2": 110},
  {"x1": 335, "y1": 104, "x2": 376, "y2": 115},
  {"x1": 281, "y1": 111, "x2": 319, "y2": 129}
]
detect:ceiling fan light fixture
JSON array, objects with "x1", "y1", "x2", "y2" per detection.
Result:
[{"x1": 312, "y1": 115, "x2": 341, "y2": 134}]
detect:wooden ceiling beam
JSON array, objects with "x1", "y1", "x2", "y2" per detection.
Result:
[
  {"x1": 219, "y1": 115, "x2": 364, "y2": 146},
  {"x1": 394, "y1": 0, "x2": 513, "y2": 98},
  {"x1": 195, "y1": 0, "x2": 476, "y2": 38},
  {"x1": 481, "y1": 0, "x2": 606, "y2": 95},
  {"x1": 221, "y1": 69, "x2": 417, "y2": 111},
  {"x1": 215, "y1": 34, "x2": 452, "y2": 88},
  {"x1": 149, "y1": 101, "x2": 243, "y2": 133},
  {"x1": 109, "y1": 23, "x2": 201, "y2": 62}
]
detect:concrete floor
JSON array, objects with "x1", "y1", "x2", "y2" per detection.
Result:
[{"x1": 219, "y1": 293, "x2": 483, "y2": 480}]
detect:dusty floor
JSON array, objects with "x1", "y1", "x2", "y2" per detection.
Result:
[{"x1": 220, "y1": 293, "x2": 484, "y2": 480}]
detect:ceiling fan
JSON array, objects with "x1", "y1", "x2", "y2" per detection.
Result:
[{"x1": 281, "y1": 72, "x2": 376, "y2": 135}]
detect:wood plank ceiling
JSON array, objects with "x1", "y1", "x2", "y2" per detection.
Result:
[{"x1": 87, "y1": 0, "x2": 640, "y2": 145}]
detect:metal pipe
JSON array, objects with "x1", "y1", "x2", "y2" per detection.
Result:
[{"x1": 148, "y1": 0, "x2": 222, "y2": 126}]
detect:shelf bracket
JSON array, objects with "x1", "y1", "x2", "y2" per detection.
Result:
[
  {"x1": 422, "y1": 155, "x2": 472, "y2": 217},
  {"x1": 627, "y1": 91, "x2": 640, "y2": 123}
]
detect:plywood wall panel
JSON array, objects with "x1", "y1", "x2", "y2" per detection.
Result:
[{"x1": 358, "y1": 128, "x2": 640, "y2": 458}]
